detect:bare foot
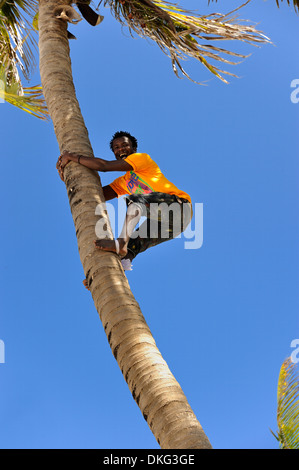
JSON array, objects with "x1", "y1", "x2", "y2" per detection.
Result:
[{"x1": 94, "y1": 239, "x2": 127, "y2": 257}]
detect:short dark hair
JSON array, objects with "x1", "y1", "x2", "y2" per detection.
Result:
[{"x1": 110, "y1": 131, "x2": 138, "y2": 152}]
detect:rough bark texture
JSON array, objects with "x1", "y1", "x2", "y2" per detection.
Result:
[{"x1": 38, "y1": 0, "x2": 212, "y2": 449}]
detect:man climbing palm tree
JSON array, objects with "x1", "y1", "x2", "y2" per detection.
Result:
[{"x1": 56, "y1": 131, "x2": 192, "y2": 271}]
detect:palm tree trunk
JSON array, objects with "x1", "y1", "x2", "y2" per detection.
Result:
[{"x1": 38, "y1": 0, "x2": 212, "y2": 449}]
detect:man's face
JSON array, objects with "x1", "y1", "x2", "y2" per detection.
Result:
[{"x1": 112, "y1": 136, "x2": 136, "y2": 160}]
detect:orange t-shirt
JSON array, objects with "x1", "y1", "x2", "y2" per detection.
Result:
[{"x1": 109, "y1": 153, "x2": 191, "y2": 203}]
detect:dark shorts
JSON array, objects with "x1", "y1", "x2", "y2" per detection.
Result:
[{"x1": 125, "y1": 192, "x2": 192, "y2": 259}]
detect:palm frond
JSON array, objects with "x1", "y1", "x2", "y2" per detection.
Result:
[
  {"x1": 275, "y1": 0, "x2": 299, "y2": 12},
  {"x1": 271, "y1": 357, "x2": 299, "y2": 449},
  {"x1": 0, "y1": 63, "x2": 48, "y2": 119},
  {"x1": 0, "y1": 1, "x2": 48, "y2": 119},
  {"x1": 0, "y1": 0, "x2": 38, "y2": 78},
  {"x1": 100, "y1": 0, "x2": 270, "y2": 83},
  {"x1": 209, "y1": 0, "x2": 299, "y2": 13}
]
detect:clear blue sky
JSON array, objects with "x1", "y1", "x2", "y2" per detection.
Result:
[{"x1": 1, "y1": 0, "x2": 298, "y2": 449}]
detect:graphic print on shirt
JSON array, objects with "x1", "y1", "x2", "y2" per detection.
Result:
[{"x1": 126, "y1": 171, "x2": 154, "y2": 195}]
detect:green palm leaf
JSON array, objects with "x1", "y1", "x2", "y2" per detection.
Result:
[
  {"x1": 101, "y1": 0, "x2": 270, "y2": 83},
  {"x1": 0, "y1": 0, "x2": 37, "y2": 78},
  {"x1": 0, "y1": 65, "x2": 48, "y2": 119},
  {"x1": 271, "y1": 358, "x2": 299, "y2": 449},
  {"x1": 0, "y1": 0, "x2": 48, "y2": 119}
]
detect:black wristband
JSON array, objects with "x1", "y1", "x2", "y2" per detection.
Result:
[{"x1": 78, "y1": 156, "x2": 81, "y2": 164}]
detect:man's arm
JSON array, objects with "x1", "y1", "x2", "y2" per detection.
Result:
[
  {"x1": 57, "y1": 151, "x2": 133, "y2": 173},
  {"x1": 102, "y1": 185, "x2": 118, "y2": 201}
]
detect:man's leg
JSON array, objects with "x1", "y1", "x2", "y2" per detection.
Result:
[
  {"x1": 94, "y1": 201, "x2": 143, "y2": 257},
  {"x1": 125, "y1": 211, "x2": 173, "y2": 260},
  {"x1": 125, "y1": 194, "x2": 192, "y2": 261}
]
